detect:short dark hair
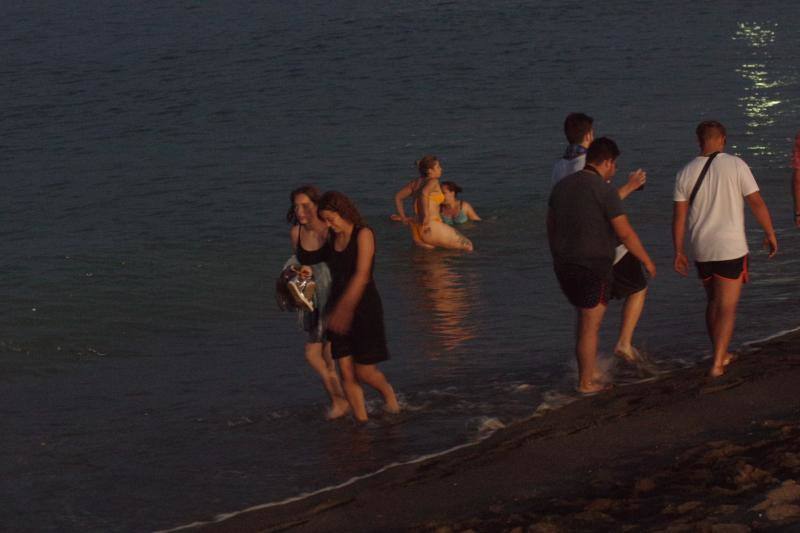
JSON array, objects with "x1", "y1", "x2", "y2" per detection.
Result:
[
  {"x1": 416, "y1": 155, "x2": 439, "y2": 177},
  {"x1": 586, "y1": 137, "x2": 620, "y2": 165},
  {"x1": 286, "y1": 185, "x2": 322, "y2": 224},
  {"x1": 317, "y1": 191, "x2": 366, "y2": 226},
  {"x1": 564, "y1": 113, "x2": 594, "y2": 145},
  {"x1": 441, "y1": 181, "x2": 462, "y2": 195},
  {"x1": 696, "y1": 120, "x2": 727, "y2": 145}
]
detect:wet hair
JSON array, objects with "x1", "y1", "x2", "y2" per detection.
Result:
[
  {"x1": 416, "y1": 155, "x2": 440, "y2": 177},
  {"x1": 564, "y1": 113, "x2": 594, "y2": 145},
  {"x1": 317, "y1": 191, "x2": 366, "y2": 226},
  {"x1": 441, "y1": 181, "x2": 462, "y2": 195},
  {"x1": 586, "y1": 137, "x2": 621, "y2": 165},
  {"x1": 286, "y1": 185, "x2": 322, "y2": 224},
  {"x1": 696, "y1": 120, "x2": 727, "y2": 146}
]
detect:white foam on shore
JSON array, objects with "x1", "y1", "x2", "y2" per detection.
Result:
[
  {"x1": 160, "y1": 325, "x2": 800, "y2": 532},
  {"x1": 741, "y1": 324, "x2": 800, "y2": 347},
  {"x1": 157, "y1": 430, "x2": 498, "y2": 532}
]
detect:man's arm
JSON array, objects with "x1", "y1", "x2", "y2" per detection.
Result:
[
  {"x1": 617, "y1": 169, "x2": 647, "y2": 200},
  {"x1": 610, "y1": 215, "x2": 656, "y2": 278},
  {"x1": 745, "y1": 191, "x2": 778, "y2": 257},
  {"x1": 672, "y1": 201, "x2": 689, "y2": 276},
  {"x1": 793, "y1": 168, "x2": 800, "y2": 228}
]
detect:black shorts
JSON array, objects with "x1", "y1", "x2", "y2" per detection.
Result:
[
  {"x1": 611, "y1": 252, "x2": 648, "y2": 299},
  {"x1": 696, "y1": 255, "x2": 748, "y2": 284},
  {"x1": 554, "y1": 264, "x2": 609, "y2": 309}
]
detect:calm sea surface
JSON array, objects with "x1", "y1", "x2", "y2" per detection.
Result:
[{"x1": 2, "y1": 2, "x2": 800, "y2": 531}]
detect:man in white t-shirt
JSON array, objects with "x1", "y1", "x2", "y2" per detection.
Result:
[{"x1": 672, "y1": 120, "x2": 777, "y2": 378}]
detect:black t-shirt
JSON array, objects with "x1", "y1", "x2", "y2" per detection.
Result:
[{"x1": 547, "y1": 169, "x2": 624, "y2": 278}]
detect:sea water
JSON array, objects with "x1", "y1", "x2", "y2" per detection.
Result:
[{"x1": 2, "y1": 2, "x2": 800, "y2": 531}]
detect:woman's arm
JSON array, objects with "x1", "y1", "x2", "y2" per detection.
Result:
[
  {"x1": 327, "y1": 228, "x2": 375, "y2": 334},
  {"x1": 393, "y1": 180, "x2": 416, "y2": 222},
  {"x1": 463, "y1": 201, "x2": 481, "y2": 221},
  {"x1": 289, "y1": 225, "x2": 300, "y2": 252}
]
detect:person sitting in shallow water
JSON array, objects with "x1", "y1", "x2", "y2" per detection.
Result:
[
  {"x1": 440, "y1": 181, "x2": 481, "y2": 225},
  {"x1": 413, "y1": 156, "x2": 473, "y2": 251}
]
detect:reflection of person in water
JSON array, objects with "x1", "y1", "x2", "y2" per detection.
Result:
[
  {"x1": 440, "y1": 181, "x2": 481, "y2": 225},
  {"x1": 413, "y1": 252, "x2": 476, "y2": 352},
  {"x1": 414, "y1": 156, "x2": 473, "y2": 251}
]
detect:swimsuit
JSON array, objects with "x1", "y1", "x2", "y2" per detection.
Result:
[
  {"x1": 423, "y1": 191, "x2": 445, "y2": 223},
  {"x1": 441, "y1": 201, "x2": 469, "y2": 225}
]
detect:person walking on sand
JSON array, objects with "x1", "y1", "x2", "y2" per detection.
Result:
[
  {"x1": 552, "y1": 113, "x2": 650, "y2": 363},
  {"x1": 318, "y1": 191, "x2": 400, "y2": 422},
  {"x1": 287, "y1": 186, "x2": 350, "y2": 419},
  {"x1": 792, "y1": 131, "x2": 800, "y2": 228},
  {"x1": 548, "y1": 137, "x2": 656, "y2": 394},
  {"x1": 672, "y1": 120, "x2": 778, "y2": 378}
]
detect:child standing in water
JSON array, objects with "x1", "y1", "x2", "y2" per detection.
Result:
[{"x1": 317, "y1": 191, "x2": 400, "y2": 422}]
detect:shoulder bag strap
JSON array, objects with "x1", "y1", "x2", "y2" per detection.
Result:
[{"x1": 689, "y1": 152, "x2": 720, "y2": 205}]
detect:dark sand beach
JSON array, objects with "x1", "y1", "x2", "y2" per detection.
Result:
[{"x1": 178, "y1": 330, "x2": 800, "y2": 533}]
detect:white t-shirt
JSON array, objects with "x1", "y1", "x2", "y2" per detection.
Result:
[
  {"x1": 673, "y1": 153, "x2": 759, "y2": 262},
  {"x1": 551, "y1": 154, "x2": 585, "y2": 184}
]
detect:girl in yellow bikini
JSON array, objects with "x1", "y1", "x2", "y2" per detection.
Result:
[{"x1": 413, "y1": 156, "x2": 473, "y2": 251}]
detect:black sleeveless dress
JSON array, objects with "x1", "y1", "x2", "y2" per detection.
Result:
[
  {"x1": 326, "y1": 226, "x2": 389, "y2": 364},
  {"x1": 295, "y1": 226, "x2": 330, "y2": 343}
]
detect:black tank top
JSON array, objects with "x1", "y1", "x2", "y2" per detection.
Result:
[
  {"x1": 295, "y1": 226, "x2": 329, "y2": 265},
  {"x1": 327, "y1": 226, "x2": 375, "y2": 304}
]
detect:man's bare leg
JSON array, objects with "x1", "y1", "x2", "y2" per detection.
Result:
[
  {"x1": 704, "y1": 276, "x2": 743, "y2": 377},
  {"x1": 614, "y1": 287, "x2": 647, "y2": 362},
  {"x1": 576, "y1": 303, "x2": 608, "y2": 393}
]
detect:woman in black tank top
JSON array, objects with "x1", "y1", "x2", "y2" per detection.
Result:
[
  {"x1": 287, "y1": 186, "x2": 349, "y2": 419},
  {"x1": 318, "y1": 191, "x2": 400, "y2": 423}
]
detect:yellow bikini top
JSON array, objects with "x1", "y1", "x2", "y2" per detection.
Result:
[{"x1": 424, "y1": 191, "x2": 445, "y2": 205}]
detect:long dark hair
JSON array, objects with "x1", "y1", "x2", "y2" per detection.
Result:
[
  {"x1": 317, "y1": 191, "x2": 366, "y2": 226},
  {"x1": 441, "y1": 181, "x2": 462, "y2": 195},
  {"x1": 286, "y1": 185, "x2": 322, "y2": 224}
]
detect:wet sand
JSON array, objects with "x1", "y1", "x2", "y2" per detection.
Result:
[{"x1": 180, "y1": 330, "x2": 800, "y2": 532}]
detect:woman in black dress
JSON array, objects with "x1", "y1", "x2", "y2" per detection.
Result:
[
  {"x1": 288, "y1": 186, "x2": 349, "y2": 419},
  {"x1": 317, "y1": 191, "x2": 400, "y2": 422}
]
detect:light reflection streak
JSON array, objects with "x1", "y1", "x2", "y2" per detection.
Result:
[{"x1": 732, "y1": 21, "x2": 782, "y2": 154}]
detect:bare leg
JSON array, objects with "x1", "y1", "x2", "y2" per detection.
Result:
[
  {"x1": 575, "y1": 303, "x2": 608, "y2": 393},
  {"x1": 614, "y1": 287, "x2": 647, "y2": 362},
  {"x1": 704, "y1": 276, "x2": 743, "y2": 377},
  {"x1": 305, "y1": 342, "x2": 350, "y2": 418},
  {"x1": 338, "y1": 356, "x2": 368, "y2": 422},
  {"x1": 421, "y1": 221, "x2": 473, "y2": 251},
  {"x1": 355, "y1": 364, "x2": 400, "y2": 413}
]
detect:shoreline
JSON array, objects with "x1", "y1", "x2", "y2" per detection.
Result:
[{"x1": 167, "y1": 327, "x2": 800, "y2": 532}]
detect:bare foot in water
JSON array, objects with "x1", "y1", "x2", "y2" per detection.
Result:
[
  {"x1": 577, "y1": 381, "x2": 614, "y2": 396},
  {"x1": 709, "y1": 353, "x2": 735, "y2": 378},
  {"x1": 614, "y1": 344, "x2": 642, "y2": 363},
  {"x1": 383, "y1": 399, "x2": 401, "y2": 415},
  {"x1": 326, "y1": 399, "x2": 351, "y2": 420}
]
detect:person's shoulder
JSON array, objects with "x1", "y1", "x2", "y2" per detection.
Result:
[{"x1": 290, "y1": 224, "x2": 300, "y2": 242}]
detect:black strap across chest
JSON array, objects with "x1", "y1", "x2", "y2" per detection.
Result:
[{"x1": 689, "y1": 152, "x2": 720, "y2": 205}]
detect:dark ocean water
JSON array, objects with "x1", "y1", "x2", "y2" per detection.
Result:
[{"x1": 2, "y1": 2, "x2": 799, "y2": 531}]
